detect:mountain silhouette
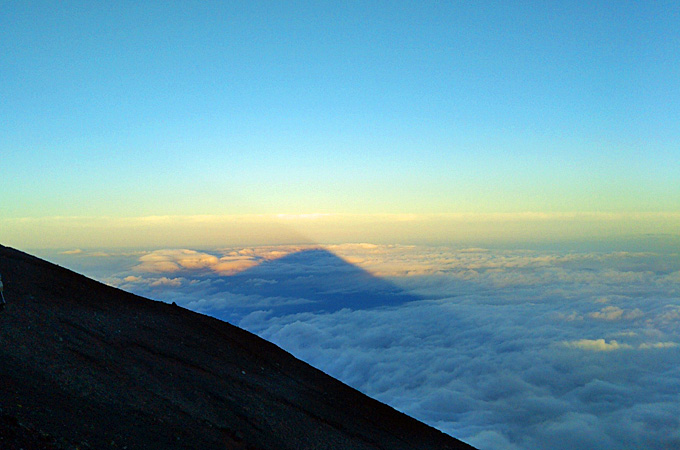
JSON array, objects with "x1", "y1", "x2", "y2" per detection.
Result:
[
  {"x1": 0, "y1": 245, "x2": 476, "y2": 450},
  {"x1": 215, "y1": 248, "x2": 421, "y2": 316}
]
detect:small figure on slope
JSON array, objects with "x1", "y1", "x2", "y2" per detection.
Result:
[{"x1": 0, "y1": 274, "x2": 5, "y2": 310}]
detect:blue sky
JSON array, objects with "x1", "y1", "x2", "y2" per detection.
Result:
[{"x1": 1, "y1": 1, "x2": 679, "y2": 247}]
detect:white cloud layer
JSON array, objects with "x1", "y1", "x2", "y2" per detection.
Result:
[
  {"x1": 50, "y1": 244, "x2": 680, "y2": 450},
  {"x1": 562, "y1": 338, "x2": 633, "y2": 351}
]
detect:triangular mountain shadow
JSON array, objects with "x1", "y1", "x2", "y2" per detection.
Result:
[{"x1": 217, "y1": 248, "x2": 421, "y2": 315}]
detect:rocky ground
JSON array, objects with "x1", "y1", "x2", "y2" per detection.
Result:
[{"x1": 0, "y1": 245, "x2": 475, "y2": 450}]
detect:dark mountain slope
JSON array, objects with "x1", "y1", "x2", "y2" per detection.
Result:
[{"x1": 0, "y1": 245, "x2": 476, "y2": 450}]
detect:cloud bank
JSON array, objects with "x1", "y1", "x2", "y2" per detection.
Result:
[{"x1": 50, "y1": 244, "x2": 680, "y2": 450}]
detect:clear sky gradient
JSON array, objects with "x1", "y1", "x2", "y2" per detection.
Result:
[{"x1": 2, "y1": 1, "x2": 678, "y2": 247}]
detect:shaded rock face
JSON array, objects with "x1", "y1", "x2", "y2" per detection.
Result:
[{"x1": 0, "y1": 245, "x2": 476, "y2": 450}]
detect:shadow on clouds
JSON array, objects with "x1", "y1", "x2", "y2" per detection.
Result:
[{"x1": 209, "y1": 248, "x2": 422, "y2": 315}]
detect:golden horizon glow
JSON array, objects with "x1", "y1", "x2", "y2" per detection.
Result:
[{"x1": 2, "y1": 212, "x2": 678, "y2": 250}]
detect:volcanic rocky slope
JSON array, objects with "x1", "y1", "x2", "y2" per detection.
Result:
[{"x1": 0, "y1": 245, "x2": 476, "y2": 450}]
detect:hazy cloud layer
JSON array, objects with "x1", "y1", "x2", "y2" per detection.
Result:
[{"x1": 49, "y1": 245, "x2": 680, "y2": 450}]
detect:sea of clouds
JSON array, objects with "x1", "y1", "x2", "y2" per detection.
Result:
[{"x1": 46, "y1": 244, "x2": 680, "y2": 450}]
